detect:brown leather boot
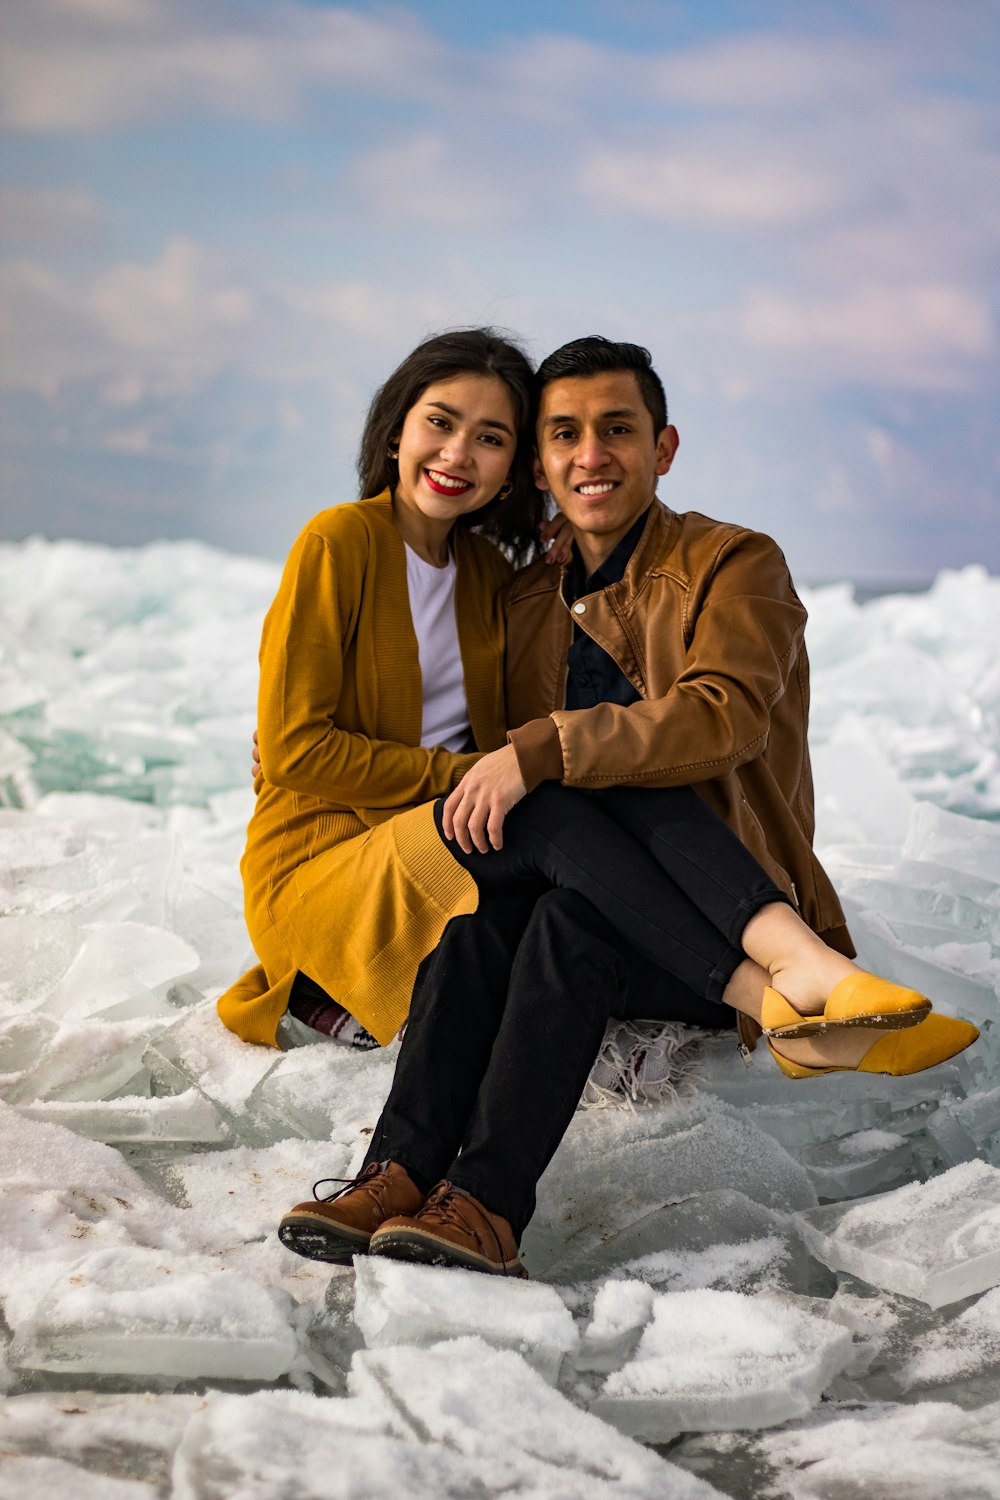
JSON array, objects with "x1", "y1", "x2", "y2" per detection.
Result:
[
  {"x1": 277, "y1": 1161, "x2": 424, "y2": 1263},
  {"x1": 369, "y1": 1180, "x2": 527, "y2": 1278}
]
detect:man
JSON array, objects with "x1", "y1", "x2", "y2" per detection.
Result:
[{"x1": 277, "y1": 337, "x2": 951, "y2": 1277}]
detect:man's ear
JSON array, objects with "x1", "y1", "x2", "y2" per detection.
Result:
[
  {"x1": 655, "y1": 425, "x2": 680, "y2": 477},
  {"x1": 532, "y1": 449, "x2": 549, "y2": 492}
]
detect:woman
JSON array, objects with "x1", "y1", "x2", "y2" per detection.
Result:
[{"x1": 218, "y1": 328, "x2": 546, "y2": 1050}]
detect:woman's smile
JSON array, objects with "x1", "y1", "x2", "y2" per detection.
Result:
[{"x1": 424, "y1": 468, "x2": 474, "y2": 496}]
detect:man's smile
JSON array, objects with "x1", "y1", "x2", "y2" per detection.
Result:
[{"x1": 576, "y1": 481, "x2": 619, "y2": 497}]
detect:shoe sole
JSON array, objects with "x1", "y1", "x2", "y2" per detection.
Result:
[
  {"x1": 369, "y1": 1227, "x2": 527, "y2": 1279},
  {"x1": 277, "y1": 1210, "x2": 370, "y2": 1264},
  {"x1": 764, "y1": 1001, "x2": 931, "y2": 1041}
]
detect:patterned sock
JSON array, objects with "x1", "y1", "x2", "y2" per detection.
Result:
[{"x1": 287, "y1": 973, "x2": 379, "y2": 1049}]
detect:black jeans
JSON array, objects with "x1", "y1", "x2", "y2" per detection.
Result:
[
  {"x1": 364, "y1": 886, "x2": 734, "y2": 1237},
  {"x1": 438, "y1": 782, "x2": 785, "y2": 1006},
  {"x1": 364, "y1": 783, "x2": 787, "y2": 1237}
]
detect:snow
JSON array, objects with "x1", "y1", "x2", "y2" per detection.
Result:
[{"x1": 1, "y1": 539, "x2": 999, "y2": 1496}]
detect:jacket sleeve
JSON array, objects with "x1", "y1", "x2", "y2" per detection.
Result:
[
  {"x1": 257, "y1": 526, "x2": 479, "y2": 806},
  {"x1": 508, "y1": 529, "x2": 807, "y2": 790}
]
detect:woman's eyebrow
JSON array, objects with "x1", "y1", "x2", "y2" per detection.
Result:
[{"x1": 427, "y1": 401, "x2": 514, "y2": 437}]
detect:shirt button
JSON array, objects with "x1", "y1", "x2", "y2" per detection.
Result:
[{"x1": 573, "y1": 601, "x2": 587, "y2": 615}]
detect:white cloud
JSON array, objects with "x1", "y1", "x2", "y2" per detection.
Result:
[
  {"x1": 0, "y1": 184, "x2": 104, "y2": 250},
  {"x1": 645, "y1": 35, "x2": 891, "y2": 111},
  {"x1": 0, "y1": 236, "x2": 495, "y2": 403},
  {"x1": 90, "y1": 238, "x2": 253, "y2": 351},
  {"x1": 737, "y1": 283, "x2": 996, "y2": 389},
  {"x1": 1, "y1": 0, "x2": 443, "y2": 132},
  {"x1": 353, "y1": 134, "x2": 520, "y2": 225},
  {"x1": 584, "y1": 145, "x2": 841, "y2": 227}
]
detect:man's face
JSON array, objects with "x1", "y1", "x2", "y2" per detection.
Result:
[{"x1": 533, "y1": 371, "x2": 678, "y2": 553}]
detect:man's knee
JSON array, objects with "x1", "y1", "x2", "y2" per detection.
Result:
[{"x1": 522, "y1": 888, "x2": 628, "y2": 995}]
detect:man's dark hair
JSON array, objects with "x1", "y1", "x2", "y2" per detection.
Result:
[
  {"x1": 536, "y1": 336, "x2": 668, "y2": 434},
  {"x1": 357, "y1": 326, "x2": 542, "y2": 564}
]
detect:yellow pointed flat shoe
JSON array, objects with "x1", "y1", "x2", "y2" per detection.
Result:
[
  {"x1": 767, "y1": 1012, "x2": 979, "y2": 1080},
  {"x1": 761, "y1": 974, "x2": 931, "y2": 1041}
]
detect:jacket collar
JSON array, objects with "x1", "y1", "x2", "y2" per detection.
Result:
[{"x1": 559, "y1": 498, "x2": 679, "y2": 610}]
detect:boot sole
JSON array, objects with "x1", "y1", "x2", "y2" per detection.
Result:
[
  {"x1": 277, "y1": 1210, "x2": 370, "y2": 1264},
  {"x1": 369, "y1": 1226, "x2": 527, "y2": 1279},
  {"x1": 764, "y1": 1002, "x2": 931, "y2": 1041}
]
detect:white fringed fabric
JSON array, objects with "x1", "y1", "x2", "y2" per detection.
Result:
[{"x1": 581, "y1": 1019, "x2": 705, "y2": 1112}]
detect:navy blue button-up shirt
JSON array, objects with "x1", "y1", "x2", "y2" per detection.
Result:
[{"x1": 564, "y1": 507, "x2": 650, "y2": 711}]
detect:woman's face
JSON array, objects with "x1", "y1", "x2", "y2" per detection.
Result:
[{"x1": 393, "y1": 374, "x2": 517, "y2": 530}]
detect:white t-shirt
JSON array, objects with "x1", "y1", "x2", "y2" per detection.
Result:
[{"x1": 404, "y1": 543, "x2": 471, "y2": 752}]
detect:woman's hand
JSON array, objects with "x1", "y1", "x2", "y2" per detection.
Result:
[
  {"x1": 251, "y1": 728, "x2": 261, "y2": 778},
  {"x1": 443, "y1": 745, "x2": 527, "y2": 853},
  {"x1": 540, "y1": 510, "x2": 573, "y2": 566}
]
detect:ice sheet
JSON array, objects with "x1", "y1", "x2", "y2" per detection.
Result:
[
  {"x1": 548, "y1": 1188, "x2": 809, "y2": 1298},
  {"x1": 143, "y1": 1000, "x2": 284, "y2": 1137},
  {"x1": 349, "y1": 1338, "x2": 723, "y2": 1499},
  {"x1": 353, "y1": 1257, "x2": 578, "y2": 1382},
  {"x1": 800, "y1": 1128, "x2": 915, "y2": 1200},
  {"x1": 524, "y1": 1096, "x2": 817, "y2": 1273},
  {"x1": 169, "y1": 1339, "x2": 726, "y2": 1500},
  {"x1": 577, "y1": 1280, "x2": 657, "y2": 1373},
  {"x1": 745, "y1": 1398, "x2": 1000, "y2": 1500},
  {"x1": 9, "y1": 1246, "x2": 299, "y2": 1381},
  {"x1": 901, "y1": 1287, "x2": 1000, "y2": 1394},
  {"x1": 0, "y1": 1391, "x2": 199, "y2": 1495},
  {"x1": 16, "y1": 1090, "x2": 232, "y2": 1145},
  {"x1": 800, "y1": 1160, "x2": 1000, "y2": 1308},
  {"x1": 592, "y1": 1288, "x2": 854, "y2": 1441},
  {"x1": 248, "y1": 1035, "x2": 399, "y2": 1144}
]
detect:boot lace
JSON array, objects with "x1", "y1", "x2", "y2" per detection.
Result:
[
  {"x1": 312, "y1": 1160, "x2": 384, "y2": 1204},
  {"x1": 420, "y1": 1181, "x2": 512, "y2": 1272}
]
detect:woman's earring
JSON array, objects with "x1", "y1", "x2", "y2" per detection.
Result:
[
  {"x1": 387, "y1": 444, "x2": 399, "y2": 461},
  {"x1": 497, "y1": 481, "x2": 513, "y2": 501}
]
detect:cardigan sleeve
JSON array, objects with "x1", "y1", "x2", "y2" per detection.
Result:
[
  {"x1": 509, "y1": 529, "x2": 807, "y2": 790},
  {"x1": 257, "y1": 525, "x2": 479, "y2": 807}
]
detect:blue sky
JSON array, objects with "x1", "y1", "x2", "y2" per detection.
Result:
[{"x1": 1, "y1": 0, "x2": 997, "y2": 581}]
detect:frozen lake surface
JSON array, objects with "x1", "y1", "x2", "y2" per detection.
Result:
[{"x1": 1, "y1": 538, "x2": 999, "y2": 1498}]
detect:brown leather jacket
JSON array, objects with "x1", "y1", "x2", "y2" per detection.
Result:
[{"x1": 504, "y1": 499, "x2": 853, "y2": 958}]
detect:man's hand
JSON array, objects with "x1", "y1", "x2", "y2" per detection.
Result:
[
  {"x1": 251, "y1": 728, "x2": 261, "y2": 779},
  {"x1": 442, "y1": 745, "x2": 527, "y2": 853}
]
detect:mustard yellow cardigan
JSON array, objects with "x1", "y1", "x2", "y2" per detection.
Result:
[{"x1": 217, "y1": 491, "x2": 511, "y2": 1047}]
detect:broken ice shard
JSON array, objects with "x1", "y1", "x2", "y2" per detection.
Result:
[
  {"x1": 900, "y1": 1285, "x2": 1000, "y2": 1395},
  {"x1": 348, "y1": 1337, "x2": 715, "y2": 1499},
  {"x1": 799, "y1": 1159, "x2": 1000, "y2": 1308},
  {"x1": 143, "y1": 1001, "x2": 284, "y2": 1143},
  {"x1": 524, "y1": 1097, "x2": 817, "y2": 1275},
  {"x1": 353, "y1": 1256, "x2": 578, "y2": 1383},
  {"x1": 9, "y1": 1245, "x2": 298, "y2": 1381},
  {"x1": 799, "y1": 1129, "x2": 914, "y2": 1201},
  {"x1": 576, "y1": 1280, "x2": 656, "y2": 1373},
  {"x1": 925, "y1": 1087, "x2": 1000, "y2": 1168},
  {"x1": 548, "y1": 1188, "x2": 810, "y2": 1299},
  {"x1": 15, "y1": 1090, "x2": 231, "y2": 1146},
  {"x1": 591, "y1": 1287, "x2": 853, "y2": 1441}
]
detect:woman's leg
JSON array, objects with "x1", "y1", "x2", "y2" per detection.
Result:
[
  {"x1": 436, "y1": 784, "x2": 943, "y2": 1072},
  {"x1": 435, "y1": 787, "x2": 775, "y2": 1005}
]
